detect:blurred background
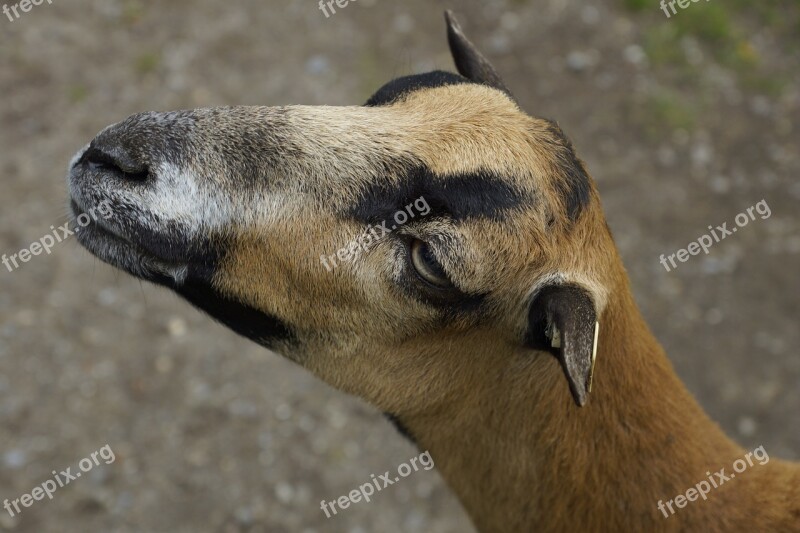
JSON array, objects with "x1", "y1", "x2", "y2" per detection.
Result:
[{"x1": 1, "y1": 0, "x2": 798, "y2": 531}]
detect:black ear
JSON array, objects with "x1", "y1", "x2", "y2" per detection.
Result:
[
  {"x1": 526, "y1": 285, "x2": 599, "y2": 407},
  {"x1": 444, "y1": 10, "x2": 513, "y2": 98}
]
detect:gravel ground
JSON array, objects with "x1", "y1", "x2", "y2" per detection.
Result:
[{"x1": 0, "y1": 0, "x2": 798, "y2": 532}]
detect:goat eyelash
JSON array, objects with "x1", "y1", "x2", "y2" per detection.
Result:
[
  {"x1": 391, "y1": 235, "x2": 474, "y2": 309},
  {"x1": 409, "y1": 239, "x2": 453, "y2": 289}
]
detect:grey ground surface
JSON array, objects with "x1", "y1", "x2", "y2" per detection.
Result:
[{"x1": 1, "y1": 0, "x2": 798, "y2": 531}]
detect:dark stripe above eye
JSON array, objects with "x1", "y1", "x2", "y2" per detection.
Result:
[{"x1": 348, "y1": 164, "x2": 528, "y2": 224}]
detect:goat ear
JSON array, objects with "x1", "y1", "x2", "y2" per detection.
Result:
[
  {"x1": 444, "y1": 10, "x2": 513, "y2": 97},
  {"x1": 526, "y1": 285, "x2": 599, "y2": 407}
]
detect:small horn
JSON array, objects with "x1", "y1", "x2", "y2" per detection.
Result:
[{"x1": 444, "y1": 10, "x2": 514, "y2": 98}]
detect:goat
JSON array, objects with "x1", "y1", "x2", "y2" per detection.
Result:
[{"x1": 65, "y1": 11, "x2": 799, "y2": 533}]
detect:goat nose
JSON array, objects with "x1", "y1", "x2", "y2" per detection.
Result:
[{"x1": 78, "y1": 142, "x2": 150, "y2": 183}]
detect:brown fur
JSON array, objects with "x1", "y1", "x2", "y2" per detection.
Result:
[
  {"x1": 67, "y1": 15, "x2": 800, "y2": 533},
  {"x1": 207, "y1": 87, "x2": 800, "y2": 531}
]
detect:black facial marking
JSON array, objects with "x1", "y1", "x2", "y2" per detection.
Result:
[
  {"x1": 174, "y1": 279, "x2": 294, "y2": 348},
  {"x1": 124, "y1": 219, "x2": 216, "y2": 265},
  {"x1": 349, "y1": 164, "x2": 528, "y2": 224},
  {"x1": 365, "y1": 71, "x2": 471, "y2": 107},
  {"x1": 205, "y1": 106, "x2": 296, "y2": 185},
  {"x1": 542, "y1": 120, "x2": 591, "y2": 221},
  {"x1": 384, "y1": 412, "x2": 417, "y2": 445},
  {"x1": 94, "y1": 110, "x2": 198, "y2": 170}
]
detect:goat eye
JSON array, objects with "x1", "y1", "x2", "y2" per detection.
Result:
[{"x1": 410, "y1": 239, "x2": 452, "y2": 288}]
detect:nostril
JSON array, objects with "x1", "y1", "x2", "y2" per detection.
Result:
[{"x1": 80, "y1": 146, "x2": 150, "y2": 182}]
